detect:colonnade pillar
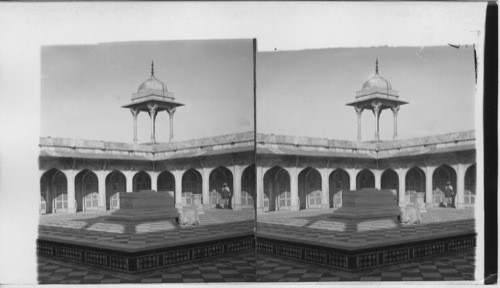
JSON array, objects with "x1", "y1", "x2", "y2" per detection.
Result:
[
  {"x1": 396, "y1": 168, "x2": 408, "y2": 207},
  {"x1": 123, "y1": 171, "x2": 135, "y2": 193},
  {"x1": 345, "y1": 168, "x2": 358, "y2": 190},
  {"x1": 62, "y1": 170, "x2": 76, "y2": 213},
  {"x1": 173, "y1": 170, "x2": 184, "y2": 208},
  {"x1": 319, "y1": 168, "x2": 330, "y2": 209},
  {"x1": 456, "y1": 164, "x2": 467, "y2": 209},
  {"x1": 256, "y1": 166, "x2": 265, "y2": 214},
  {"x1": 232, "y1": 165, "x2": 243, "y2": 211},
  {"x1": 288, "y1": 167, "x2": 299, "y2": 212},
  {"x1": 149, "y1": 171, "x2": 159, "y2": 191},
  {"x1": 425, "y1": 165, "x2": 437, "y2": 207},
  {"x1": 373, "y1": 169, "x2": 382, "y2": 190},
  {"x1": 201, "y1": 168, "x2": 211, "y2": 207},
  {"x1": 97, "y1": 171, "x2": 107, "y2": 211}
]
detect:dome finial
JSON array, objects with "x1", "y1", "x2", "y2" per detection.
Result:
[
  {"x1": 151, "y1": 60, "x2": 155, "y2": 77},
  {"x1": 375, "y1": 58, "x2": 379, "y2": 74}
]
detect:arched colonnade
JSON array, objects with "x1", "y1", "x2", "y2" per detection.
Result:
[
  {"x1": 255, "y1": 163, "x2": 477, "y2": 213},
  {"x1": 40, "y1": 164, "x2": 256, "y2": 214}
]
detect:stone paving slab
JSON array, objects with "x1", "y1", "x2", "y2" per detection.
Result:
[
  {"x1": 39, "y1": 210, "x2": 255, "y2": 252},
  {"x1": 257, "y1": 207, "x2": 475, "y2": 249}
]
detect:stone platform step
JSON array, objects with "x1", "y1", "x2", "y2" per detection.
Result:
[
  {"x1": 109, "y1": 191, "x2": 179, "y2": 221},
  {"x1": 257, "y1": 232, "x2": 476, "y2": 271},
  {"x1": 331, "y1": 207, "x2": 402, "y2": 219},
  {"x1": 107, "y1": 210, "x2": 180, "y2": 221},
  {"x1": 37, "y1": 233, "x2": 255, "y2": 273}
]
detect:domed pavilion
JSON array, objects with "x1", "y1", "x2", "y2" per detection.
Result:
[
  {"x1": 122, "y1": 61, "x2": 185, "y2": 143},
  {"x1": 346, "y1": 59, "x2": 408, "y2": 142}
]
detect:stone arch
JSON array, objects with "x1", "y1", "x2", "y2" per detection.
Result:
[
  {"x1": 209, "y1": 166, "x2": 234, "y2": 208},
  {"x1": 381, "y1": 169, "x2": 399, "y2": 201},
  {"x1": 329, "y1": 168, "x2": 350, "y2": 208},
  {"x1": 75, "y1": 169, "x2": 99, "y2": 212},
  {"x1": 405, "y1": 167, "x2": 426, "y2": 202},
  {"x1": 464, "y1": 164, "x2": 476, "y2": 205},
  {"x1": 241, "y1": 164, "x2": 255, "y2": 209},
  {"x1": 158, "y1": 170, "x2": 175, "y2": 192},
  {"x1": 106, "y1": 170, "x2": 126, "y2": 210},
  {"x1": 133, "y1": 170, "x2": 151, "y2": 192},
  {"x1": 298, "y1": 167, "x2": 322, "y2": 210},
  {"x1": 40, "y1": 168, "x2": 68, "y2": 214},
  {"x1": 263, "y1": 166, "x2": 290, "y2": 212},
  {"x1": 182, "y1": 168, "x2": 202, "y2": 206},
  {"x1": 432, "y1": 164, "x2": 457, "y2": 205},
  {"x1": 356, "y1": 169, "x2": 375, "y2": 190},
  {"x1": 40, "y1": 172, "x2": 49, "y2": 214}
]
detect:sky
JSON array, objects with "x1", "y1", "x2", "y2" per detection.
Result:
[
  {"x1": 257, "y1": 46, "x2": 476, "y2": 141},
  {"x1": 41, "y1": 40, "x2": 254, "y2": 143},
  {"x1": 42, "y1": 43, "x2": 476, "y2": 143}
]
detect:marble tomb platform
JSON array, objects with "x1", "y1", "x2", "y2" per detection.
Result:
[
  {"x1": 107, "y1": 191, "x2": 180, "y2": 221},
  {"x1": 332, "y1": 189, "x2": 402, "y2": 219}
]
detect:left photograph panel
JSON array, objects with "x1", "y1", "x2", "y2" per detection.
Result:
[{"x1": 37, "y1": 39, "x2": 256, "y2": 283}]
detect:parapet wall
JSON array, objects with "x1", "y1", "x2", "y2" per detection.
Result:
[
  {"x1": 40, "y1": 131, "x2": 255, "y2": 161},
  {"x1": 256, "y1": 130, "x2": 475, "y2": 159},
  {"x1": 40, "y1": 130, "x2": 475, "y2": 161}
]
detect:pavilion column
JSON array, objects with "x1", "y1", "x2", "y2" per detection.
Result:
[
  {"x1": 232, "y1": 165, "x2": 243, "y2": 211},
  {"x1": 396, "y1": 168, "x2": 408, "y2": 207},
  {"x1": 201, "y1": 168, "x2": 211, "y2": 207},
  {"x1": 287, "y1": 167, "x2": 299, "y2": 212},
  {"x1": 130, "y1": 109, "x2": 139, "y2": 144},
  {"x1": 391, "y1": 106, "x2": 400, "y2": 140},
  {"x1": 372, "y1": 101, "x2": 382, "y2": 141},
  {"x1": 97, "y1": 170, "x2": 107, "y2": 211},
  {"x1": 319, "y1": 168, "x2": 330, "y2": 209},
  {"x1": 425, "y1": 165, "x2": 437, "y2": 207},
  {"x1": 256, "y1": 166, "x2": 265, "y2": 214},
  {"x1": 355, "y1": 107, "x2": 364, "y2": 142},
  {"x1": 173, "y1": 170, "x2": 184, "y2": 208},
  {"x1": 167, "y1": 107, "x2": 176, "y2": 142},
  {"x1": 148, "y1": 104, "x2": 158, "y2": 143},
  {"x1": 62, "y1": 170, "x2": 76, "y2": 214},
  {"x1": 456, "y1": 164, "x2": 467, "y2": 209}
]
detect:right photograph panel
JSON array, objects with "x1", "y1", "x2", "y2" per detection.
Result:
[{"x1": 255, "y1": 46, "x2": 477, "y2": 282}]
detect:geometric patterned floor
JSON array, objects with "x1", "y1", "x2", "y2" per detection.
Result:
[
  {"x1": 39, "y1": 209, "x2": 255, "y2": 251},
  {"x1": 38, "y1": 252, "x2": 256, "y2": 284},
  {"x1": 257, "y1": 207, "x2": 475, "y2": 248},
  {"x1": 256, "y1": 249, "x2": 475, "y2": 282},
  {"x1": 38, "y1": 249, "x2": 475, "y2": 283}
]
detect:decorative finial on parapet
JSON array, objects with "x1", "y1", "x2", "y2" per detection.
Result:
[
  {"x1": 151, "y1": 60, "x2": 155, "y2": 77},
  {"x1": 375, "y1": 58, "x2": 379, "y2": 74}
]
